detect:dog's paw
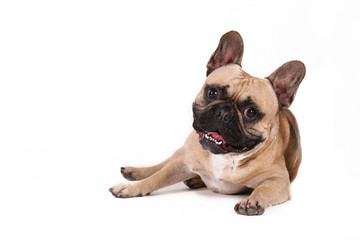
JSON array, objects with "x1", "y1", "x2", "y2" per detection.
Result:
[
  {"x1": 109, "y1": 183, "x2": 149, "y2": 198},
  {"x1": 184, "y1": 176, "x2": 206, "y2": 189},
  {"x1": 234, "y1": 198, "x2": 265, "y2": 216},
  {"x1": 120, "y1": 167, "x2": 144, "y2": 181}
]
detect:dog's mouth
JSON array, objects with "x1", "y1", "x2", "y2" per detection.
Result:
[
  {"x1": 199, "y1": 131, "x2": 226, "y2": 146},
  {"x1": 193, "y1": 121, "x2": 253, "y2": 154}
]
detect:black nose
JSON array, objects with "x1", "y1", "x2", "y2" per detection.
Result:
[{"x1": 215, "y1": 107, "x2": 233, "y2": 123}]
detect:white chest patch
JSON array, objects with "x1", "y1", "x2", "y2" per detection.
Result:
[
  {"x1": 199, "y1": 153, "x2": 249, "y2": 194},
  {"x1": 211, "y1": 154, "x2": 248, "y2": 176}
]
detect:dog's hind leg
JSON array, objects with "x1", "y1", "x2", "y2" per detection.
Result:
[
  {"x1": 110, "y1": 147, "x2": 196, "y2": 198},
  {"x1": 120, "y1": 147, "x2": 183, "y2": 181},
  {"x1": 184, "y1": 175, "x2": 206, "y2": 189},
  {"x1": 121, "y1": 161, "x2": 169, "y2": 181}
]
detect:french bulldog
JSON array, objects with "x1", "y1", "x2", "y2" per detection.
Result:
[{"x1": 109, "y1": 31, "x2": 305, "y2": 215}]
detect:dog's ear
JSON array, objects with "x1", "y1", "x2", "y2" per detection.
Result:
[
  {"x1": 206, "y1": 31, "x2": 244, "y2": 76},
  {"x1": 267, "y1": 61, "x2": 306, "y2": 109}
]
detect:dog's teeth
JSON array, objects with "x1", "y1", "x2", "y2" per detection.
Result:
[
  {"x1": 210, "y1": 135, "x2": 221, "y2": 144},
  {"x1": 204, "y1": 133, "x2": 223, "y2": 145}
]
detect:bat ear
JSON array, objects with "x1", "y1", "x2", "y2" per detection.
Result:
[
  {"x1": 267, "y1": 61, "x2": 306, "y2": 108},
  {"x1": 206, "y1": 31, "x2": 244, "y2": 76}
]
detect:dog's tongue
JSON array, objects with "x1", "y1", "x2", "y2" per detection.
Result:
[{"x1": 208, "y1": 131, "x2": 226, "y2": 144}]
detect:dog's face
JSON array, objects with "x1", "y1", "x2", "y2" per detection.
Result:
[
  {"x1": 193, "y1": 65, "x2": 278, "y2": 154},
  {"x1": 192, "y1": 31, "x2": 305, "y2": 154}
]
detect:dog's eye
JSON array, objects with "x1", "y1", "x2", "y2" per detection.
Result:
[
  {"x1": 207, "y1": 88, "x2": 218, "y2": 100},
  {"x1": 244, "y1": 107, "x2": 257, "y2": 119}
]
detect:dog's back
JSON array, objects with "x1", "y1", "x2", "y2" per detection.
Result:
[{"x1": 280, "y1": 109, "x2": 302, "y2": 182}]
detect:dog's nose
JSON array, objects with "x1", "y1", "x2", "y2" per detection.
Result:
[{"x1": 215, "y1": 107, "x2": 233, "y2": 123}]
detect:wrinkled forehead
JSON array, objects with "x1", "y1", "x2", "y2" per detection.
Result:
[{"x1": 202, "y1": 64, "x2": 279, "y2": 113}]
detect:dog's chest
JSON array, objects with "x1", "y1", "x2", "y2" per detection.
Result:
[{"x1": 198, "y1": 154, "x2": 248, "y2": 194}]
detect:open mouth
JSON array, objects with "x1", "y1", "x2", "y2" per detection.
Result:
[
  {"x1": 193, "y1": 121, "x2": 251, "y2": 154},
  {"x1": 199, "y1": 131, "x2": 225, "y2": 146}
]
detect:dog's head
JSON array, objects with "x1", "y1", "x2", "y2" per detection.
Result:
[{"x1": 192, "y1": 31, "x2": 305, "y2": 154}]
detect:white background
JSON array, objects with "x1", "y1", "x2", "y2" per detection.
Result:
[{"x1": 1, "y1": 0, "x2": 359, "y2": 239}]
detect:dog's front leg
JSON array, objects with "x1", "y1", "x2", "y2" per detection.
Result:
[
  {"x1": 109, "y1": 149, "x2": 196, "y2": 198},
  {"x1": 234, "y1": 175, "x2": 290, "y2": 216}
]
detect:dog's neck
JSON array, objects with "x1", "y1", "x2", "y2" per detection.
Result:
[
  {"x1": 211, "y1": 152, "x2": 251, "y2": 166},
  {"x1": 211, "y1": 135, "x2": 272, "y2": 167}
]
